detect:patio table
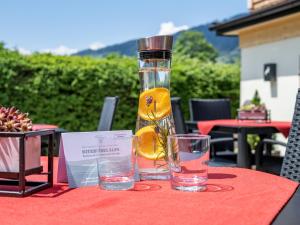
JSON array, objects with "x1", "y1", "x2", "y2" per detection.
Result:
[
  {"x1": 0, "y1": 157, "x2": 298, "y2": 225},
  {"x1": 197, "y1": 119, "x2": 291, "y2": 168},
  {"x1": 32, "y1": 124, "x2": 59, "y2": 131}
]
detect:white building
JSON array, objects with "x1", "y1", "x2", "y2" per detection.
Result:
[{"x1": 212, "y1": 0, "x2": 300, "y2": 121}]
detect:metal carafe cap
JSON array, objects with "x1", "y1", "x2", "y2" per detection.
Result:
[{"x1": 138, "y1": 35, "x2": 173, "y2": 51}]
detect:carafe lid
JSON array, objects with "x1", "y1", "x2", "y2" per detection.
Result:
[{"x1": 138, "y1": 35, "x2": 173, "y2": 51}]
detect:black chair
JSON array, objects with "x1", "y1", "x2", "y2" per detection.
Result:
[
  {"x1": 171, "y1": 97, "x2": 205, "y2": 134},
  {"x1": 171, "y1": 97, "x2": 236, "y2": 167},
  {"x1": 189, "y1": 99, "x2": 236, "y2": 160},
  {"x1": 53, "y1": 96, "x2": 119, "y2": 155},
  {"x1": 256, "y1": 90, "x2": 300, "y2": 182},
  {"x1": 171, "y1": 97, "x2": 187, "y2": 134},
  {"x1": 189, "y1": 99, "x2": 232, "y2": 121},
  {"x1": 255, "y1": 136, "x2": 286, "y2": 175},
  {"x1": 97, "y1": 96, "x2": 119, "y2": 131}
]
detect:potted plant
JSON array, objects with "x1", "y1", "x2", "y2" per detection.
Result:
[
  {"x1": 0, "y1": 106, "x2": 41, "y2": 172},
  {"x1": 238, "y1": 90, "x2": 269, "y2": 121}
]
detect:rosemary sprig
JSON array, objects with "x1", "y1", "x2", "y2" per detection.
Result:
[{"x1": 147, "y1": 110, "x2": 175, "y2": 165}]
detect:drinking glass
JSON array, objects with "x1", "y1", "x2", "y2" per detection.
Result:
[
  {"x1": 97, "y1": 135, "x2": 137, "y2": 191},
  {"x1": 168, "y1": 134, "x2": 210, "y2": 192}
]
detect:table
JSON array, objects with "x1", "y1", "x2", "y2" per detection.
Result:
[
  {"x1": 0, "y1": 157, "x2": 298, "y2": 225},
  {"x1": 32, "y1": 124, "x2": 59, "y2": 131},
  {"x1": 197, "y1": 120, "x2": 291, "y2": 168}
]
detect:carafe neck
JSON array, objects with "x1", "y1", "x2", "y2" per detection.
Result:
[{"x1": 138, "y1": 50, "x2": 171, "y2": 91}]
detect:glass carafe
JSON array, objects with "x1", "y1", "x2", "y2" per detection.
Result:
[{"x1": 135, "y1": 35, "x2": 175, "y2": 180}]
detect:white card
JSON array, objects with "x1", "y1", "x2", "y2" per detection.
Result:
[{"x1": 61, "y1": 130, "x2": 133, "y2": 188}]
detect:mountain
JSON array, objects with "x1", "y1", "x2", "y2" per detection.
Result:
[{"x1": 76, "y1": 14, "x2": 246, "y2": 62}]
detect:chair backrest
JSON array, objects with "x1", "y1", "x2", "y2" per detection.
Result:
[
  {"x1": 189, "y1": 98, "x2": 233, "y2": 152},
  {"x1": 171, "y1": 97, "x2": 186, "y2": 134},
  {"x1": 97, "y1": 96, "x2": 119, "y2": 131},
  {"x1": 189, "y1": 99, "x2": 231, "y2": 121},
  {"x1": 281, "y1": 89, "x2": 300, "y2": 182}
]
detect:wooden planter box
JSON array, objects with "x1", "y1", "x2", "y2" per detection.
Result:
[
  {"x1": 0, "y1": 136, "x2": 41, "y2": 172},
  {"x1": 237, "y1": 110, "x2": 270, "y2": 121},
  {"x1": 0, "y1": 130, "x2": 54, "y2": 197}
]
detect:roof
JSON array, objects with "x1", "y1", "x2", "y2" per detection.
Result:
[{"x1": 211, "y1": 0, "x2": 300, "y2": 36}]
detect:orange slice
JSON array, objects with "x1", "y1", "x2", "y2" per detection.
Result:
[
  {"x1": 135, "y1": 126, "x2": 165, "y2": 160},
  {"x1": 138, "y1": 87, "x2": 171, "y2": 121}
]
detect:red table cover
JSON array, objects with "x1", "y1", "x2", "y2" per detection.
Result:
[
  {"x1": 32, "y1": 124, "x2": 58, "y2": 131},
  {"x1": 198, "y1": 119, "x2": 291, "y2": 138},
  {"x1": 0, "y1": 157, "x2": 298, "y2": 225}
]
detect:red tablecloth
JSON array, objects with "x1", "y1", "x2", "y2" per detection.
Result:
[
  {"x1": 0, "y1": 157, "x2": 298, "y2": 225},
  {"x1": 32, "y1": 124, "x2": 58, "y2": 131},
  {"x1": 198, "y1": 119, "x2": 291, "y2": 138}
]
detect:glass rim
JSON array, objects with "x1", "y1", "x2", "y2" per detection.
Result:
[{"x1": 167, "y1": 134, "x2": 210, "y2": 140}]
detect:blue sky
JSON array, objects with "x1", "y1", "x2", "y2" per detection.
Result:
[{"x1": 0, "y1": 0, "x2": 247, "y2": 55}]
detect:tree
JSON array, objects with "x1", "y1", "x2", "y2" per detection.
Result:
[
  {"x1": 174, "y1": 31, "x2": 218, "y2": 62},
  {"x1": 0, "y1": 42, "x2": 5, "y2": 51}
]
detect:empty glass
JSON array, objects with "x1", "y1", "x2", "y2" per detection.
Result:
[
  {"x1": 168, "y1": 134, "x2": 210, "y2": 192},
  {"x1": 97, "y1": 135, "x2": 137, "y2": 191}
]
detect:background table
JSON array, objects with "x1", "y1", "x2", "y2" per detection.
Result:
[
  {"x1": 0, "y1": 157, "x2": 298, "y2": 225},
  {"x1": 197, "y1": 120, "x2": 291, "y2": 168}
]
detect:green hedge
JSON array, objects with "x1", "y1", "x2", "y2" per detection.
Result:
[
  {"x1": 172, "y1": 57, "x2": 240, "y2": 119},
  {"x1": 0, "y1": 48, "x2": 240, "y2": 131}
]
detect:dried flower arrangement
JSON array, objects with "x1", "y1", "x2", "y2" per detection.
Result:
[
  {"x1": 0, "y1": 106, "x2": 41, "y2": 173},
  {"x1": 0, "y1": 106, "x2": 32, "y2": 132}
]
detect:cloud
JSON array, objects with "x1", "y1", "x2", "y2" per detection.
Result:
[
  {"x1": 17, "y1": 47, "x2": 31, "y2": 55},
  {"x1": 158, "y1": 22, "x2": 189, "y2": 35},
  {"x1": 89, "y1": 42, "x2": 105, "y2": 50},
  {"x1": 40, "y1": 45, "x2": 78, "y2": 55}
]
